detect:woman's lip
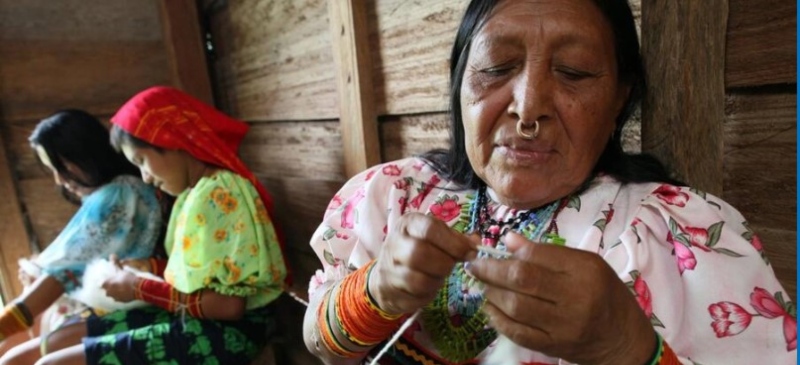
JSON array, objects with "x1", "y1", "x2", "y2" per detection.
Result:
[{"x1": 495, "y1": 144, "x2": 554, "y2": 162}]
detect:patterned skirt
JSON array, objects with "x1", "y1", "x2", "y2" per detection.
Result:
[{"x1": 83, "y1": 304, "x2": 276, "y2": 365}]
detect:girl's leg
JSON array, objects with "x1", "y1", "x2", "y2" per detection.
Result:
[
  {"x1": 0, "y1": 337, "x2": 43, "y2": 365},
  {"x1": 40, "y1": 323, "x2": 86, "y2": 354},
  {"x1": 34, "y1": 344, "x2": 84, "y2": 365}
]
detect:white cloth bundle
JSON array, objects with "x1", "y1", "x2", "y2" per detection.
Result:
[{"x1": 71, "y1": 259, "x2": 163, "y2": 313}]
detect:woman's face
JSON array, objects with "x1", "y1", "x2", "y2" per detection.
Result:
[
  {"x1": 35, "y1": 145, "x2": 94, "y2": 198},
  {"x1": 460, "y1": 0, "x2": 629, "y2": 209},
  {"x1": 119, "y1": 143, "x2": 190, "y2": 196}
]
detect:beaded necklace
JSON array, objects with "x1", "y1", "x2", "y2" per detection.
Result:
[{"x1": 421, "y1": 185, "x2": 567, "y2": 362}]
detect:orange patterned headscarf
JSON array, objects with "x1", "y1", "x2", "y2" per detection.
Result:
[{"x1": 111, "y1": 86, "x2": 290, "y2": 281}]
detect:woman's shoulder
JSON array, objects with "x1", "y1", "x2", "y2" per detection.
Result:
[
  {"x1": 348, "y1": 157, "x2": 450, "y2": 186},
  {"x1": 85, "y1": 175, "x2": 155, "y2": 202}
]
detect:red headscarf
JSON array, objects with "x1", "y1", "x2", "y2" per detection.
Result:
[{"x1": 111, "y1": 86, "x2": 290, "y2": 283}]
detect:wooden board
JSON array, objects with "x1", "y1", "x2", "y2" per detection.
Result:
[
  {"x1": 239, "y1": 121, "x2": 345, "y2": 181},
  {"x1": 750, "y1": 224, "x2": 797, "y2": 300},
  {"x1": 213, "y1": 0, "x2": 339, "y2": 121},
  {"x1": 0, "y1": 40, "x2": 170, "y2": 122},
  {"x1": 381, "y1": 113, "x2": 450, "y2": 161},
  {"x1": 641, "y1": 0, "x2": 728, "y2": 195},
  {"x1": 159, "y1": 0, "x2": 215, "y2": 105},
  {"x1": 368, "y1": 0, "x2": 467, "y2": 115},
  {"x1": 0, "y1": 0, "x2": 161, "y2": 41},
  {"x1": 329, "y1": 0, "x2": 382, "y2": 177},
  {"x1": 17, "y1": 178, "x2": 78, "y2": 250},
  {"x1": 723, "y1": 90, "x2": 795, "y2": 230},
  {"x1": 726, "y1": 0, "x2": 797, "y2": 88},
  {"x1": 0, "y1": 130, "x2": 32, "y2": 299}
]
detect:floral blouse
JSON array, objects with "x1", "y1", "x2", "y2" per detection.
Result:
[
  {"x1": 35, "y1": 175, "x2": 162, "y2": 293},
  {"x1": 164, "y1": 170, "x2": 286, "y2": 310},
  {"x1": 309, "y1": 157, "x2": 795, "y2": 365}
]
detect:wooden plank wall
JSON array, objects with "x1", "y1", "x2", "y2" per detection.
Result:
[
  {"x1": 0, "y1": 0, "x2": 172, "y2": 298},
  {"x1": 722, "y1": 0, "x2": 796, "y2": 297},
  {"x1": 642, "y1": 0, "x2": 796, "y2": 298}
]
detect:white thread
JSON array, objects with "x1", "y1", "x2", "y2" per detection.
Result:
[{"x1": 368, "y1": 310, "x2": 420, "y2": 365}]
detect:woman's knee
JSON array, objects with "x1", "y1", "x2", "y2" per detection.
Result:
[
  {"x1": 0, "y1": 337, "x2": 42, "y2": 365},
  {"x1": 40, "y1": 323, "x2": 85, "y2": 354}
]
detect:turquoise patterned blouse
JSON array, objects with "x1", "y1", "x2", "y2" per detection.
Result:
[{"x1": 35, "y1": 175, "x2": 163, "y2": 293}]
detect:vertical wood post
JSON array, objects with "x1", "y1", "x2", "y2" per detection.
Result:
[
  {"x1": 158, "y1": 0, "x2": 215, "y2": 105},
  {"x1": 641, "y1": 1, "x2": 728, "y2": 195},
  {"x1": 0, "y1": 130, "x2": 32, "y2": 301},
  {"x1": 329, "y1": 0, "x2": 381, "y2": 178}
]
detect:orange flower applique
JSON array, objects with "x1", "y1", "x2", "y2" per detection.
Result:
[
  {"x1": 220, "y1": 196, "x2": 239, "y2": 214},
  {"x1": 182, "y1": 236, "x2": 192, "y2": 251},
  {"x1": 233, "y1": 221, "x2": 246, "y2": 233},
  {"x1": 254, "y1": 198, "x2": 269, "y2": 223},
  {"x1": 214, "y1": 229, "x2": 228, "y2": 242},
  {"x1": 210, "y1": 187, "x2": 228, "y2": 205},
  {"x1": 195, "y1": 214, "x2": 206, "y2": 226},
  {"x1": 224, "y1": 257, "x2": 241, "y2": 283},
  {"x1": 249, "y1": 244, "x2": 259, "y2": 256}
]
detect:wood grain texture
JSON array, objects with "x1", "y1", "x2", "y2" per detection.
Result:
[
  {"x1": 723, "y1": 90, "x2": 795, "y2": 229},
  {"x1": 239, "y1": 121, "x2": 345, "y2": 181},
  {"x1": 750, "y1": 224, "x2": 797, "y2": 300},
  {"x1": 368, "y1": 0, "x2": 467, "y2": 115},
  {"x1": 0, "y1": 0, "x2": 161, "y2": 41},
  {"x1": 381, "y1": 113, "x2": 450, "y2": 161},
  {"x1": 726, "y1": 0, "x2": 796, "y2": 87},
  {"x1": 0, "y1": 40, "x2": 170, "y2": 122},
  {"x1": 0, "y1": 131, "x2": 32, "y2": 299},
  {"x1": 641, "y1": 0, "x2": 728, "y2": 195},
  {"x1": 328, "y1": 0, "x2": 381, "y2": 177},
  {"x1": 18, "y1": 178, "x2": 78, "y2": 251},
  {"x1": 159, "y1": 0, "x2": 215, "y2": 104},
  {"x1": 212, "y1": 0, "x2": 338, "y2": 121}
]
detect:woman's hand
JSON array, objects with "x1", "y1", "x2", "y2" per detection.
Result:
[
  {"x1": 101, "y1": 269, "x2": 140, "y2": 303},
  {"x1": 468, "y1": 232, "x2": 656, "y2": 365},
  {"x1": 369, "y1": 213, "x2": 478, "y2": 315}
]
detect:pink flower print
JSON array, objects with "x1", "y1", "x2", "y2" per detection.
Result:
[
  {"x1": 397, "y1": 196, "x2": 409, "y2": 215},
  {"x1": 327, "y1": 194, "x2": 343, "y2": 211},
  {"x1": 393, "y1": 178, "x2": 410, "y2": 190},
  {"x1": 750, "y1": 234, "x2": 764, "y2": 252},
  {"x1": 672, "y1": 236, "x2": 697, "y2": 274},
  {"x1": 430, "y1": 197, "x2": 461, "y2": 222},
  {"x1": 409, "y1": 175, "x2": 441, "y2": 209},
  {"x1": 683, "y1": 226, "x2": 712, "y2": 252},
  {"x1": 340, "y1": 188, "x2": 366, "y2": 229},
  {"x1": 365, "y1": 168, "x2": 377, "y2": 181},
  {"x1": 413, "y1": 161, "x2": 426, "y2": 171},
  {"x1": 382, "y1": 164, "x2": 401, "y2": 176},
  {"x1": 750, "y1": 287, "x2": 788, "y2": 319},
  {"x1": 784, "y1": 316, "x2": 797, "y2": 351},
  {"x1": 709, "y1": 302, "x2": 753, "y2": 337},
  {"x1": 633, "y1": 275, "x2": 653, "y2": 318},
  {"x1": 653, "y1": 184, "x2": 689, "y2": 207}
]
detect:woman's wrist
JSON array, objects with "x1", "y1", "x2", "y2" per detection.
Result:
[{"x1": 365, "y1": 260, "x2": 403, "y2": 319}]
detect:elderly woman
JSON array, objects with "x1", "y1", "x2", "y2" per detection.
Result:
[{"x1": 303, "y1": 0, "x2": 794, "y2": 364}]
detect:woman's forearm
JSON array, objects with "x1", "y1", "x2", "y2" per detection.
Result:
[
  {"x1": 20, "y1": 275, "x2": 64, "y2": 317},
  {"x1": 303, "y1": 281, "x2": 370, "y2": 365}
]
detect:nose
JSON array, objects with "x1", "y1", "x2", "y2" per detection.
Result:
[
  {"x1": 140, "y1": 170, "x2": 153, "y2": 184},
  {"x1": 507, "y1": 64, "x2": 553, "y2": 125}
]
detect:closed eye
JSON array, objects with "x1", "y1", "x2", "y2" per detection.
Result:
[{"x1": 556, "y1": 66, "x2": 596, "y2": 81}]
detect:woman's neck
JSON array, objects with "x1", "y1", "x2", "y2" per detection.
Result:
[{"x1": 187, "y1": 159, "x2": 215, "y2": 188}]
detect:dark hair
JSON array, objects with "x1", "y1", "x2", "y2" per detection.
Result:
[
  {"x1": 109, "y1": 124, "x2": 163, "y2": 153},
  {"x1": 29, "y1": 109, "x2": 140, "y2": 204},
  {"x1": 422, "y1": 0, "x2": 682, "y2": 189}
]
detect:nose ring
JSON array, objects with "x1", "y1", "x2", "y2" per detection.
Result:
[{"x1": 516, "y1": 120, "x2": 539, "y2": 140}]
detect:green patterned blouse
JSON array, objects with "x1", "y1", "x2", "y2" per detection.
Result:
[{"x1": 164, "y1": 170, "x2": 286, "y2": 309}]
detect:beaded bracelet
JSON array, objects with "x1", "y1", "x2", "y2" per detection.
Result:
[
  {"x1": 647, "y1": 332, "x2": 681, "y2": 365},
  {"x1": 0, "y1": 302, "x2": 33, "y2": 341}
]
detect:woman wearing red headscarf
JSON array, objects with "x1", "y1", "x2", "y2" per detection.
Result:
[{"x1": 37, "y1": 86, "x2": 289, "y2": 365}]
